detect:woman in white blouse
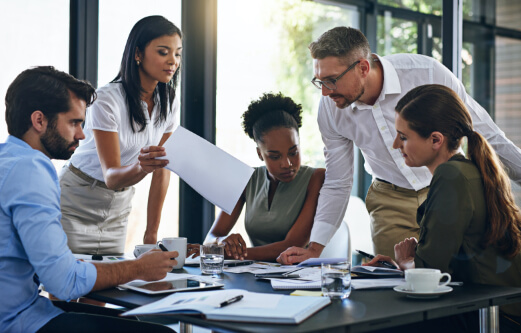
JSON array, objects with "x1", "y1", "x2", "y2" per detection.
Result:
[{"x1": 59, "y1": 16, "x2": 181, "y2": 254}]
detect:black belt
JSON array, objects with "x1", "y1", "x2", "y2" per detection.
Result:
[{"x1": 375, "y1": 178, "x2": 391, "y2": 184}]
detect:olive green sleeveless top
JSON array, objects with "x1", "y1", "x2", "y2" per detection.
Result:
[{"x1": 244, "y1": 165, "x2": 314, "y2": 246}]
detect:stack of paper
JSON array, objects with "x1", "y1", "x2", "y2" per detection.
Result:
[{"x1": 271, "y1": 277, "x2": 406, "y2": 290}]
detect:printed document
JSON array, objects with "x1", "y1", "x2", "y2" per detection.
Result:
[{"x1": 158, "y1": 126, "x2": 254, "y2": 214}]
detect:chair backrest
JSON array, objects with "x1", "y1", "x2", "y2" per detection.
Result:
[
  {"x1": 320, "y1": 219, "x2": 350, "y2": 260},
  {"x1": 319, "y1": 196, "x2": 372, "y2": 264},
  {"x1": 344, "y1": 196, "x2": 373, "y2": 254}
]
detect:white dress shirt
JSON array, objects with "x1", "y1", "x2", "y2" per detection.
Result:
[
  {"x1": 311, "y1": 53, "x2": 521, "y2": 246},
  {"x1": 70, "y1": 82, "x2": 179, "y2": 181}
]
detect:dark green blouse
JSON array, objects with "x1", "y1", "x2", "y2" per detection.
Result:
[
  {"x1": 414, "y1": 154, "x2": 521, "y2": 316},
  {"x1": 244, "y1": 165, "x2": 314, "y2": 247}
]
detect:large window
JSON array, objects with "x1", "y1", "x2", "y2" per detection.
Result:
[
  {"x1": 98, "y1": 0, "x2": 182, "y2": 252},
  {"x1": 0, "y1": 0, "x2": 70, "y2": 214},
  {"x1": 495, "y1": 36, "x2": 521, "y2": 203},
  {"x1": 0, "y1": 0, "x2": 69, "y2": 142}
]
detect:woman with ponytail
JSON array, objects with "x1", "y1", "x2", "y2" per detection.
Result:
[
  {"x1": 367, "y1": 84, "x2": 521, "y2": 331},
  {"x1": 204, "y1": 92, "x2": 325, "y2": 261}
]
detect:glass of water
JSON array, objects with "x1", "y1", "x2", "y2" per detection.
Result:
[
  {"x1": 321, "y1": 261, "x2": 351, "y2": 299},
  {"x1": 200, "y1": 244, "x2": 225, "y2": 274}
]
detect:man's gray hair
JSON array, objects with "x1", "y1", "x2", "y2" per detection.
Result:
[{"x1": 309, "y1": 27, "x2": 372, "y2": 65}]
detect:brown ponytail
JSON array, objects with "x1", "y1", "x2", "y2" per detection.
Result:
[
  {"x1": 466, "y1": 130, "x2": 521, "y2": 258},
  {"x1": 396, "y1": 84, "x2": 521, "y2": 258}
]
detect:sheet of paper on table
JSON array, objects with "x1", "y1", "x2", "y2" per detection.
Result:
[
  {"x1": 158, "y1": 126, "x2": 254, "y2": 214},
  {"x1": 351, "y1": 278, "x2": 405, "y2": 290}
]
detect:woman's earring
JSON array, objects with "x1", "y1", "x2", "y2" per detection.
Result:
[{"x1": 136, "y1": 60, "x2": 141, "y2": 66}]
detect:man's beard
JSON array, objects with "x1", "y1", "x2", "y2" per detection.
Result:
[
  {"x1": 331, "y1": 87, "x2": 365, "y2": 109},
  {"x1": 41, "y1": 120, "x2": 78, "y2": 160}
]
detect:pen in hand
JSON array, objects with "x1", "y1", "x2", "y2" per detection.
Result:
[
  {"x1": 219, "y1": 295, "x2": 244, "y2": 308},
  {"x1": 356, "y1": 249, "x2": 398, "y2": 269},
  {"x1": 158, "y1": 243, "x2": 177, "y2": 260}
]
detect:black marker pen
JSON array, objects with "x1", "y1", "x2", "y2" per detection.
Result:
[{"x1": 158, "y1": 243, "x2": 176, "y2": 260}]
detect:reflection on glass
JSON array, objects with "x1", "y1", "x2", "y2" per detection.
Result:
[
  {"x1": 462, "y1": 0, "x2": 483, "y2": 22},
  {"x1": 496, "y1": 0, "x2": 521, "y2": 31},
  {"x1": 461, "y1": 42, "x2": 474, "y2": 95},
  {"x1": 377, "y1": 12, "x2": 417, "y2": 56},
  {"x1": 495, "y1": 36, "x2": 521, "y2": 205},
  {"x1": 377, "y1": 0, "x2": 442, "y2": 16}
]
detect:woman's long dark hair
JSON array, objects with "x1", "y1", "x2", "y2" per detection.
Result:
[
  {"x1": 396, "y1": 84, "x2": 521, "y2": 258},
  {"x1": 113, "y1": 15, "x2": 182, "y2": 132}
]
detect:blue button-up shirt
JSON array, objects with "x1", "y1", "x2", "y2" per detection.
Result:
[{"x1": 0, "y1": 136, "x2": 97, "y2": 333}]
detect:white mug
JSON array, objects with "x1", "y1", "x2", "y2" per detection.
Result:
[
  {"x1": 133, "y1": 244, "x2": 157, "y2": 258},
  {"x1": 157, "y1": 237, "x2": 187, "y2": 269},
  {"x1": 405, "y1": 268, "x2": 451, "y2": 292}
]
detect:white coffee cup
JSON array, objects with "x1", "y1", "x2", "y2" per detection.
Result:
[
  {"x1": 157, "y1": 237, "x2": 187, "y2": 269},
  {"x1": 133, "y1": 244, "x2": 157, "y2": 258},
  {"x1": 405, "y1": 268, "x2": 451, "y2": 292}
]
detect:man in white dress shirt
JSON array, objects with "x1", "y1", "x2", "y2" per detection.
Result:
[{"x1": 278, "y1": 26, "x2": 521, "y2": 264}]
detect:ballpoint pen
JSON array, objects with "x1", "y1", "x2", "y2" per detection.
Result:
[
  {"x1": 219, "y1": 295, "x2": 244, "y2": 308},
  {"x1": 356, "y1": 249, "x2": 398, "y2": 269}
]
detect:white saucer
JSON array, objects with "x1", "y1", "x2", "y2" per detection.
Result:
[{"x1": 393, "y1": 284, "x2": 453, "y2": 299}]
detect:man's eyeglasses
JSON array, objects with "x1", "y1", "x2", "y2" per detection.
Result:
[{"x1": 311, "y1": 60, "x2": 361, "y2": 90}]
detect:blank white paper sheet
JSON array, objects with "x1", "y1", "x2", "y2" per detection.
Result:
[{"x1": 159, "y1": 126, "x2": 254, "y2": 214}]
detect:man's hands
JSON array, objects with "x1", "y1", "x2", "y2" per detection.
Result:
[
  {"x1": 276, "y1": 242, "x2": 324, "y2": 265},
  {"x1": 135, "y1": 249, "x2": 179, "y2": 281},
  {"x1": 218, "y1": 234, "x2": 247, "y2": 260},
  {"x1": 138, "y1": 146, "x2": 169, "y2": 174},
  {"x1": 92, "y1": 249, "x2": 178, "y2": 291}
]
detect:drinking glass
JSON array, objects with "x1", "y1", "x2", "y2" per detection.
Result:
[
  {"x1": 321, "y1": 261, "x2": 351, "y2": 299},
  {"x1": 200, "y1": 244, "x2": 225, "y2": 274}
]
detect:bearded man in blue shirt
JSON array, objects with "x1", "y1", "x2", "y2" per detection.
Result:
[{"x1": 0, "y1": 66, "x2": 178, "y2": 333}]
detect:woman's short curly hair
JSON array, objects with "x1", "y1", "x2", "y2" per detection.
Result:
[{"x1": 242, "y1": 92, "x2": 302, "y2": 142}]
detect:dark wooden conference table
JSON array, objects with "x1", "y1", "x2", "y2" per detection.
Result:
[{"x1": 87, "y1": 266, "x2": 521, "y2": 333}]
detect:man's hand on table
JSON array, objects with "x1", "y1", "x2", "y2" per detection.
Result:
[{"x1": 135, "y1": 249, "x2": 179, "y2": 281}]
